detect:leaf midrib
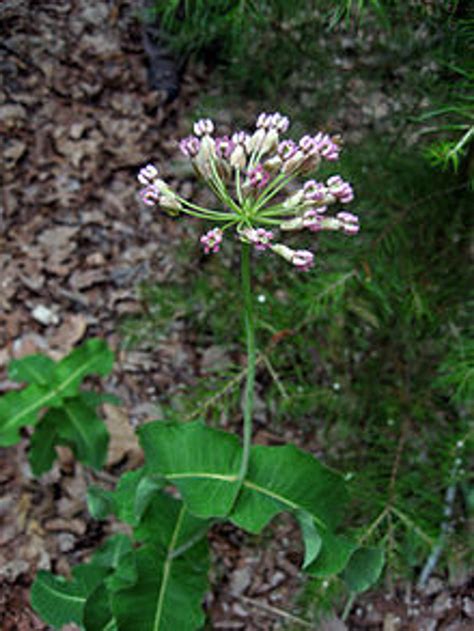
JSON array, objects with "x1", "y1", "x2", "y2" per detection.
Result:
[
  {"x1": 2, "y1": 355, "x2": 101, "y2": 434},
  {"x1": 64, "y1": 403, "x2": 94, "y2": 459},
  {"x1": 166, "y1": 472, "x2": 325, "y2": 529},
  {"x1": 38, "y1": 578, "x2": 86, "y2": 605},
  {"x1": 152, "y1": 505, "x2": 186, "y2": 631}
]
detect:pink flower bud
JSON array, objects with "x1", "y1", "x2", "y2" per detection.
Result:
[
  {"x1": 138, "y1": 164, "x2": 159, "y2": 185},
  {"x1": 232, "y1": 131, "x2": 250, "y2": 145},
  {"x1": 315, "y1": 134, "x2": 340, "y2": 161},
  {"x1": 200, "y1": 227, "x2": 223, "y2": 254},
  {"x1": 193, "y1": 118, "x2": 214, "y2": 137},
  {"x1": 278, "y1": 140, "x2": 298, "y2": 161},
  {"x1": 336, "y1": 212, "x2": 360, "y2": 235},
  {"x1": 247, "y1": 165, "x2": 270, "y2": 189},
  {"x1": 303, "y1": 210, "x2": 324, "y2": 231},
  {"x1": 299, "y1": 135, "x2": 317, "y2": 153},
  {"x1": 215, "y1": 136, "x2": 235, "y2": 160},
  {"x1": 271, "y1": 243, "x2": 314, "y2": 271},
  {"x1": 241, "y1": 227, "x2": 274, "y2": 251},
  {"x1": 269, "y1": 112, "x2": 290, "y2": 133},
  {"x1": 139, "y1": 185, "x2": 160, "y2": 206},
  {"x1": 179, "y1": 136, "x2": 201, "y2": 158},
  {"x1": 303, "y1": 180, "x2": 326, "y2": 201},
  {"x1": 327, "y1": 176, "x2": 354, "y2": 203},
  {"x1": 292, "y1": 249, "x2": 315, "y2": 271},
  {"x1": 256, "y1": 112, "x2": 270, "y2": 128}
]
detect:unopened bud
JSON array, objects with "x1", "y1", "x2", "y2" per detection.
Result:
[
  {"x1": 193, "y1": 118, "x2": 214, "y2": 137},
  {"x1": 230, "y1": 144, "x2": 247, "y2": 170}
]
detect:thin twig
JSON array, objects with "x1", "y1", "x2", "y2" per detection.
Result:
[
  {"x1": 390, "y1": 507, "x2": 434, "y2": 548},
  {"x1": 239, "y1": 595, "x2": 317, "y2": 629},
  {"x1": 417, "y1": 438, "x2": 465, "y2": 587},
  {"x1": 262, "y1": 353, "x2": 289, "y2": 399}
]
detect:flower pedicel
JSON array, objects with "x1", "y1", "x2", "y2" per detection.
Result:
[{"x1": 138, "y1": 112, "x2": 359, "y2": 271}]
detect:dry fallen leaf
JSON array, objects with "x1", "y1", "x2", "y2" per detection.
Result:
[
  {"x1": 48, "y1": 314, "x2": 88, "y2": 351},
  {"x1": 102, "y1": 403, "x2": 142, "y2": 467}
]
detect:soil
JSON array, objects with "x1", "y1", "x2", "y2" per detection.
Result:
[{"x1": 0, "y1": 1, "x2": 471, "y2": 629}]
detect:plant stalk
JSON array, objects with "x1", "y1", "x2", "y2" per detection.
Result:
[{"x1": 238, "y1": 242, "x2": 256, "y2": 483}]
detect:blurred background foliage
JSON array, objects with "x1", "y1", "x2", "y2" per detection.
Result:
[{"x1": 129, "y1": 0, "x2": 473, "y2": 612}]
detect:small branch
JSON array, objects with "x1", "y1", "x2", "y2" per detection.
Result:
[
  {"x1": 417, "y1": 440, "x2": 464, "y2": 588},
  {"x1": 262, "y1": 353, "x2": 288, "y2": 399},
  {"x1": 239, "y1": 595, "x2": 317, "y2": 629},
  {"x1": 389, "y1": 507, "x2": 434, "y2": 548}
]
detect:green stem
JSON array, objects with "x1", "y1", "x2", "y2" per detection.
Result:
[{"x1": 238, "y1": 242, "x2": 256, "y2": 483}]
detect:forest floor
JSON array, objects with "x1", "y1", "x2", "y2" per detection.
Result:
[{"x1": 0, "y1": 1, "x2": 472, "y2": 629}]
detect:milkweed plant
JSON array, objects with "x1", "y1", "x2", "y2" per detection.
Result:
[{"x1": 26, "y1": 113, "x2": 383, "y2": 630}]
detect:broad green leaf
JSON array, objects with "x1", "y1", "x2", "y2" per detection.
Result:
[
  {"x1": 113, "y1": 541, "x2": 209, "y2": 631},
  {"x1": 87, "y1": 470, "x2": 164, "y2": 526},
  {"x1": 135, "y1": 491, "x2": 210, "y2": 551},
  {"x1": 231, "y1": 444, "x2": 348, "y2": 533},
  {"x1": 140, "y1": 421, "x2": 241, "y2": 518},
  {"x1": 297, "y1": 511, "x2": 322, "y2": 569},
  {"x1": 140, "y1": 422, "x2": 348, "y2": 545},
  {"x1": 78, "y1": 390, "x2": 121, "y2": 408},
  {"x1": 0, "y1": 338, "x2": 114, "y2": 446},
  {"x1": 105, "y1": 551, "x2": 137, "y2": 594},
  {"x1": 92, "y1": 535, "x2": 134, "y2": 571},
  {"x1": 58, "y1": 400, "x2": 109, "y2": 469},
  {"x1": 114, "y1": 468, "x2": 165, "y2": 526},
  {"x1": 54, "y1": 338, "x2": 114, "y2": 397},
  {"x1": 28, "y1": 411, "x2": 60, "y2": 475},
  {"x1": 31, "y1": 565, "x2": 108, "y2": 628},
  {"x1": 8, "y1": 354, "x2": 56, "y2": 385},
  {"x1": 343, "y1": 546, "x2": 385, "y2": 592},
  {"x1": 112, "y1": 499, "x2": 209, "y2": 631},
  {"x1": 305, "y1": 530, "x2": 356, "y2": 577},
  {"x1": 0, "y1": 385, "x2": 58, "y2": 446},
  {"x1": 88, "y1": 485, "x2": 115, "y2": 520},
  {"x1": 28, "y1": 402, "x2": 109, "y2": 472},
  {"x1": 84, "y1": 584, "x2": 117, "y2": 631},
  {"x1": 83, "y1": 537, "x2": 134, "y2": 631}
]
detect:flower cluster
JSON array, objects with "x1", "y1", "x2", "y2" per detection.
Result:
[{"x1": 138, "y1": 112, "x2": 360, "y2": 271}]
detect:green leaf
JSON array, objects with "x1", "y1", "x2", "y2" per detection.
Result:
[
  {"x1": 135, "y1": 491, "x2": 210, "y2": 551},
  {"x1": 31, "y1": 565, "x2": 108, "y2": 628},
  {"x1": 0, "y1": 385, "x2": 58, "y2": 446},
  {"x1": 140, "y1": 421, "x2": 241, "y2": 518},
  {"x1": 8, "y1": 355, "x2": 56, "y2": 385},
  {"x1": 305, "y1": 531, "x2": 356, "y2": 578},
  {"x1": 343, "y1": 546, "x2": 385, "y2": 592},
  {"x1": 114, "y1": 468, "x2": 165, "y2": 526},
  {"x1": 83, "y1": 584, "x2": 117, "y2": 631},
  {"x1": 231, "y1": 444, "x2": 348, "y2": 533},
  {"x1": 92, "y1": 535, "x2": 134, "y2": 571},
  {"x1": 88, "y1": 485, "x2": 116, "y2": 521},
  {"x1": 54, "y1": 338, "x2": 115, "y2": 398},
  {"x1": 78, "y1": 390, "x2": 121, "y2": 408},
  {"x1": 30, "y1": 400, "x2": 109, "y2": 473},
  {"x1": 297, "y1": 511, "x2": 322, "y2": 569},
  {"x1": 93, "y1": 536, "x2": 137, "y2": 595},
  {"x1": 140, "y1": 422, "x2": 352, "y2": 579},
  {"x1": 28, "y1": 410, "x2": 60, "y2": 475},
  {"x1": 58, "y1": 399, "x2": 109, "y2": 469},
  {"x1": 112, "y1": 499, "x2": 209, "y2": 631},
  {"x1": 141, "y1": 421, "x2": 347, "y2": 536},
  {"x1": 0, "y1": 338, "x2": 114, "y2": 447}
]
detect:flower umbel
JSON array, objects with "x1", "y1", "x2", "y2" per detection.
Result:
[{"x1": 138, "y1": 113, "x2": 360, "y2": 270}]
